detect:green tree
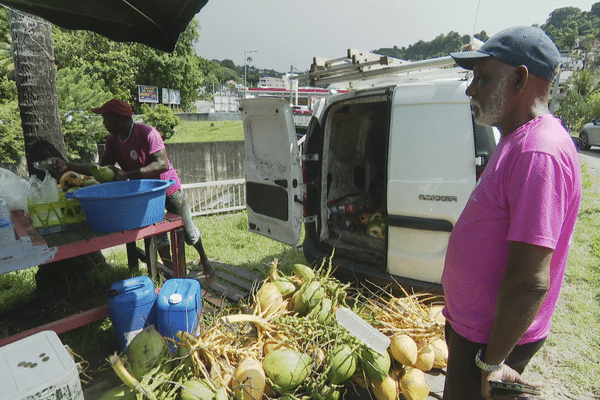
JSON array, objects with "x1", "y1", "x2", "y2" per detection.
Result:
[
  {"x1": 52, "y1": 28, "x2": 138, "y2": 101},
  {"x1": 56, "y1": 67, "x2": 113, "y2": 160},
  {"x1": 0, "y1": 100, "x2": 23, "y2": 164},
  {"x1": 474, "y1": 30, "x2": 489, "y2": 42},
  {"x1": 131, "y1": 19, "x2": 203, "y2": 110},
  {"x1": 556, "y1": 69, "x2": 600, "y2": 132},
  {"x1": 542, "y1": 7, "x2": 586, "y2": 49},
  {"x1": 373, "y1": 31, "x2": 465, "y2": 61},
  {"x1": 10, "y1": 11, "x2": 66, "y2": 174},
  {"x1": 52, "y1": 19, "x2": 203, "y2": 111},
  {"x1": 590, "y1": 2, "x2": 600, "y2": 18}
]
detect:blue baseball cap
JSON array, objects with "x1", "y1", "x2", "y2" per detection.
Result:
[{"x1": 451, "y1": 26, "x2": 561, "y2": 81}]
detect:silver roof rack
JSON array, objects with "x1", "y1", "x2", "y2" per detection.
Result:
[{"x1": 294, "y1": 49, "x2": 465, "y2": 87}]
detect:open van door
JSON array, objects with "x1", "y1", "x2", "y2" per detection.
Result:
[{"x1": 239, "y1": 98, "x2": 303, "y2": 246}]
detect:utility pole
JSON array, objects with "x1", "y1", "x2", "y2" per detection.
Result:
[{"x1": 244, "y1": 49, "x2": 257, "y2": 98}]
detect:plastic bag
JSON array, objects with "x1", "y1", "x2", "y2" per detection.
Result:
[{"x1": 0, "y1": 168, "x2": 32, "y2": 212}]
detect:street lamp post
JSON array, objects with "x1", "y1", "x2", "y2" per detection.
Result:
[{"x1": 244, "y1": 49, "x2": 257, "y2": 98}]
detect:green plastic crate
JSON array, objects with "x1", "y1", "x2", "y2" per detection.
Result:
[{"x1": 28, "y1": 192, "x2": 87, "y2": 232}]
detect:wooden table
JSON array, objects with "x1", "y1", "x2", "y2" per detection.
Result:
[{"x1": 0, "y1": 210, "x2": 186, "y2": 347}]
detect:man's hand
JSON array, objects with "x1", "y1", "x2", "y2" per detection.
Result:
[
  {"x1": 52, "y1": 158, "x2": 69, "y2": 175},
  {"x1": 108, "y1": 165, "x2": 127, "y2": 181},
  {"x1": 482, "y1": 365, "x2": 540, "y2": 399}
]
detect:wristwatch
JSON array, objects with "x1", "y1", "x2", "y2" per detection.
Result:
[{"x1": 475, "y1": 348, "x2": 504, "y2": 372}]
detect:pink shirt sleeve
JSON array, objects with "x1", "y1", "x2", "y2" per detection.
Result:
[
  {"x1": 146, "y1": 127, "x2": 166, "y2": 154},
  {"x1": 505, "y1": 151, "x2": 569, "y2": 250}
]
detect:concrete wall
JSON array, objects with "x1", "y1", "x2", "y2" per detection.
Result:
[
  {"x1": 177, "y1": 112, "x2": 241, "y2": 122},
  {"x1": 96, "y1": 141, "x2": 244, "y2": 184},
  {"x1": 165, "y1": 141, "x2": 244, "y2": 184}
]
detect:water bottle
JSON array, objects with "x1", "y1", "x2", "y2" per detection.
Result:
[{"x1": 0, "y1": 196, "x2": 15, "y2": 244}]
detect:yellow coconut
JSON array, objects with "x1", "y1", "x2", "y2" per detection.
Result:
[
  {"x1": 232, "y1": 358, "x2": 265, "y2": 400},
  {"x1": 369, "y1": 374, "x2": 398, "y2": 400},
  {"x1": 390, "y1": 334, "x2": 418, "y2": 366},
  {"x1": 256, "y1": 281, "x2": 284, "y2": 316},
  {"x1": 414, "y1": 344, "x2": 435, "y2": 372},
  {"x1": 400, "y1": 367, "x2": 430, "y2": 400},
  {"x1": 431, "y1": 338, "x2": 449, "y2": 369}
]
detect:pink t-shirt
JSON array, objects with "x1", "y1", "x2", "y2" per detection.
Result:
[
  {"x1": 441, "y1": 114, "x2": 581, "y2": 345},
  {"x1": 103, "y1": 123, "x2": 181, "y2": 196}
]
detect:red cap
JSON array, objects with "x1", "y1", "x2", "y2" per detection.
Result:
[{"x1": 92, "y1": 99, "x2": 133, "y2": 118}]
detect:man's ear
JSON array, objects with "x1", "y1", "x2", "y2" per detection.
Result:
[{"x1": 513, "y1": 65, "x2": 529, "y2": 93}]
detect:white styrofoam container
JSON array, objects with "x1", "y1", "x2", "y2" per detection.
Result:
[{"x1": 0, "y1": 330, "x2": 83, "y2": 400}]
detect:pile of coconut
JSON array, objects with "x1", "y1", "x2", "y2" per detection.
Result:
[{"x1": 101, "y1": 259, "x2": 446, "y2": 400}]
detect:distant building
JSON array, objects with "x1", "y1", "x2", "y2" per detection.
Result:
[{"x1": 259, "y1": 76, "x2": 285, "y2": 88}]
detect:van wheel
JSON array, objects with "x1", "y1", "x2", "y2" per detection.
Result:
[{"x1": 579, "y1": 132, "x2": 591, "y2": 150}]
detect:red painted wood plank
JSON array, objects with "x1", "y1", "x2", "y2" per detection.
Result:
[
  {"x1": 10, "y1": 209, "x2": 47, "y2": 246},
  {"x1": 48, "y1": 218, "x2": 184, "y2": 263},
  {"x1": 0, "y1": 305, "x2": 111, "y2": 347}
]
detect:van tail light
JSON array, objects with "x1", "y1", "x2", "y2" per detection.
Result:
[{"x1": 302, "y1": 162, "x2": 308, "y2": 186}]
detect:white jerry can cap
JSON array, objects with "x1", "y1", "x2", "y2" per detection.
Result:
[{"x1": 169, "y1": 293, "x2": 183, "y2": 304}]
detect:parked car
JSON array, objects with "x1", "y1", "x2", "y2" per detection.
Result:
[
  {"x1": 239, "y1": 66, "x2": 499, "y2": 293},
  {"x1": 579, "y1": 118, "x2": 600, "y2": 150}
]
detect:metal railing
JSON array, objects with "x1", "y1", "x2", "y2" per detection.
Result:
[{"x1": 181, "y1": 178, "x2": 246, "y2": 217}]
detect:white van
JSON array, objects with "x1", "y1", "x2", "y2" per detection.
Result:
[{"x1": 240, "y1": 56, "x2": 498, "y2": 292}]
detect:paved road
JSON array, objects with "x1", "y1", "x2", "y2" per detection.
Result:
[{"x1": 579, "y1": 148, "x2": 600, "y2": 180}]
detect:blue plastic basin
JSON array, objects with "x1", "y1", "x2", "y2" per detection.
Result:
[{"x1": 72, "y1": 179, "x2": 174, "y2": 232}]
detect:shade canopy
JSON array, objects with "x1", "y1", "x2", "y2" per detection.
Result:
[{"x1": 0, "y1": 0, "x2": 209, "y2": 52}]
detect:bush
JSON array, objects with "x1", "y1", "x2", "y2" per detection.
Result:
[{"x1": 140, "y1": 104, "x2": 179, "y2": 140}]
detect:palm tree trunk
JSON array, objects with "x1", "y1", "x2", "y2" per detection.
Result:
[{"x1": 9, "y1": 10, "x2": 66, "y2": 176}]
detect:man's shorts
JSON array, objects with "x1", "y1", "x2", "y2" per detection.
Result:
[{"x1": 155, "y1": 190, "x2": 200, "y2": 249}]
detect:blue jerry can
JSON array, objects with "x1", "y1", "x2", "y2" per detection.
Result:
[
  {"x1": 156, "y1": 278, "x2": 202, "y2": 341},
  {"x1": 107, "y1": 275, "x2": 157, "y2": 350}
]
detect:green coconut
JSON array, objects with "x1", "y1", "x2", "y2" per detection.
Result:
[
  {"x1": 292, "y1": 281, "x2": 327, "y2": 315},
  {"x1": 124, "y1": 326, "x2": 169, "y2": 381},
  {"x1": 361, "y1": 346, "x2": 391, "y2": 382},
  {"x1": 273, "y1": 277, "x2": 297, "y2": 297},
  {"x1": 98, "y1": 385, "x2": 136, "y2": 400},
  {"x1": 180, "y1": 379, "x2": 215, "y2": 400},
  {"x1": 82, "y1": 178, "x2": 100, "y2": 186},
  {"x1": 367, "y1": 216, "x2": 386, "y2": 239},
  {"x1": 263, "y1": 348, "x2": 312, "y2": 392},
  {"x1": 327, "y1": 344, "x2": 357, "y2": 384},
  {"x1": 89, "y1": 164, "x2": 115, "y2": 183},
  {"x1": 292, "y1": 263, "x2": 315, "y2": 282},
  {"x1": 213, "y1": 387, "x2": 228, "y2": 400},
  {"x1": 307, "y1": 298, "x2": 333, "y2": 324}
]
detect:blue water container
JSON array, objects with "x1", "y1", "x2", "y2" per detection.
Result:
[
  {"x1": 156, "y1": 279, "x2": 202, "y2": 341},
  {"x1": 107, "y1": 276, "x2": 157, "y2": 350}
]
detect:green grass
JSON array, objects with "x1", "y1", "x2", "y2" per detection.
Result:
[
  {"x1": 526, "y1": 161, "x2": 600, "y2": 399},
  {"x1": 166, "y1": 119, "x2": 243, "y2": 143},
  {"x1": 2, "y1": 162, "x2": 599, "y2": 397},
  {"x1": 192, "y1": 211, "x2": 306, "y2": 276}
]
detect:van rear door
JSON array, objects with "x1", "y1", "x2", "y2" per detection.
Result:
[
  {"x1": 386, "y1": 80, "x2": 477, "y2": 284},
  {"x1": 239, "y1": 98, "x2": 303, "y2": 246}
]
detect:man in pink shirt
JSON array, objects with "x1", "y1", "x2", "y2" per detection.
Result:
[
  {"x1": 443, "y1": 26, "x2": 581, "y2": 399},
  {"x1": 55, "y1": 99, "x2": 214, "y2": 278}
]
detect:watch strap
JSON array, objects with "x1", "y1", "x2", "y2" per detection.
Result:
[{"x1": 475, "y1": 348, "x2": 504, "y2": 372}]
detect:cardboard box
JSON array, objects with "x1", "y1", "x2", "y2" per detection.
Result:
[{"x1": 0, "y1": 331, "x2": 83, "y2": 400}]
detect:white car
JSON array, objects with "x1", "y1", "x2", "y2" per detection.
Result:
[{"x1": 579, "y1": 118, "x2": 600, "y2": 149}]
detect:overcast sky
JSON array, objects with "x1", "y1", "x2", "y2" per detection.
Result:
[{"x1": 193, "y1": 0, "x2": 597, "y2": 73}]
